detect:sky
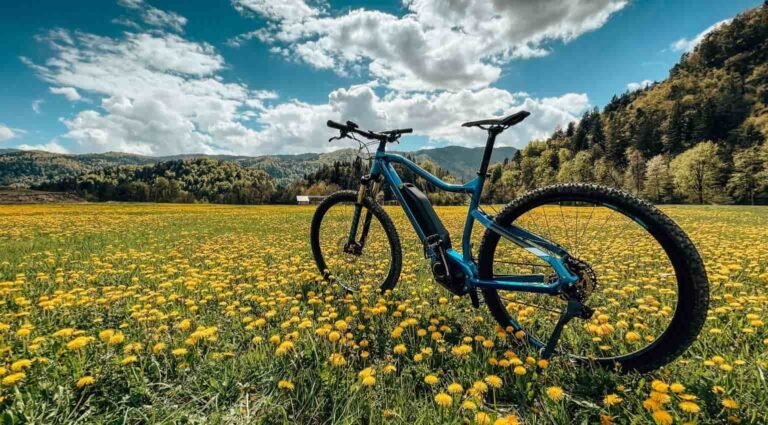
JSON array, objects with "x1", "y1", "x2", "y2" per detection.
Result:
[{"x1": 0, "y1": 0, "x2": 761, "y2": 156}]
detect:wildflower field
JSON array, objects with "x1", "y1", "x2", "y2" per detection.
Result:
[{"x1": 0, "y1": 203, "x2": 766, "y2": 424}]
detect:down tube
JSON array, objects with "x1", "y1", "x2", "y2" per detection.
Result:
[{"x1": 377, "y1": 160, "x2": 428, "y2": 242}]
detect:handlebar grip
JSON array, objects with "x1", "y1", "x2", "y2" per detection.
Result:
[
  {"x1": 399, "y1": 128, "x2": 413, "y2": 134},
  {"x1": 327, "y1": 120, "x2": 348, "y2": 131}
]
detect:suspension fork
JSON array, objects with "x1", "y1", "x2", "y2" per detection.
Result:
[{"x1": 346, "y1": 175, "x2": 380, "y2": 253}]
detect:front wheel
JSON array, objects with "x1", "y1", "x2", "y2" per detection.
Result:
[
  {"x1": 478, "y1": 183, "x2": 709, "y2": 372},
  {"x1": 310, "y1": 191, "x2": 402, "y2": 293}
]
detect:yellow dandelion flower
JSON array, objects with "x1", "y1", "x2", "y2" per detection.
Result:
[
  {"x1": 278, "y1": 380, "x2": 294, "y2": 390},
  {"x1": 651, "y1": 380, "x2": 669, "y2": 393},
  {"x1": 670, "y1": 383, "x2": 685, "y2": 393},
  {"x1": 494, "y1": 416, "x2": 520, "y2": 425},
  {"x1": 475, "y1": 412, "x2": 491, "y2": 425},
  {"x1": 329, "y1": 353, "x2": 346, "y2": 367},
  {"x1": 66, "y1": 336, "x2": 93, "y2": 351},
  {"x1": 434, "y1": 392, "x2": 453, "y2": 408},
  {"x1": 722, "y1": 399, "x2": 738, "y2": 409},
  {"x1": 603, "y1": 394, "x2": 623, "y2": 406},
  {"x1": 447, "y1": 383, "x2": 463, "y2": 394},
  {"x1": 2, "y1": 372, "x2": 25, "y2": 386},
  {"x1": 484, "y1": 375, "x2": 502, "y2": 389},
  {"x1": 643, "y1": 398, "x2": 661, "y2": 412},
  {"x1": 121, "y1": 355, "x2": 138, "y2": 365},
  {"x1": 679, "y1": 401, "x2": 700, "y2": 414},
  {"x1": 76, "y1": 376, "x2": 96, "y2": 389},
  {"x1": 424, "y1": 374, "x2": 439, "y2": 386},
  {"x1": 171, "y1": 348, "x2": 188, "y2": 356},
  {"x1": 10, "y1": 359, "x2": 32, "y2": 372},
  {"x1": 651, "y1": 410, "x2": 673, "y2": 425},
  {"x1": 546, "y1": 386, "x2": 565, "y2": 401}
]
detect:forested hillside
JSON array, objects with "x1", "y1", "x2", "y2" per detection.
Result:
[
  {"x1": 484, "y1": 4, "x2": 768, "y2": 205},
  {"x1": 37, "y1": 158, "x2": 275, "y2": 204}
]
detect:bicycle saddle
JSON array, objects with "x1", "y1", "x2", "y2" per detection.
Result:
[{"x1": 462, "y1": 111, "x2": 530, "y2": 128}]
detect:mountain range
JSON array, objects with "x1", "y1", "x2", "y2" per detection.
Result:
[{"x1": 0, "y1": 145, "x2": 518, "y2": 188}]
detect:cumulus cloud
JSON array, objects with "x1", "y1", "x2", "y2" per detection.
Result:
[
  {"x1": 0, "y1": 124, "x2": 19, "y2": 142},
  {"x1": 117, "y1": 0, "x2": 187, "y2": 32},
  {"x1": 18, "y1": 141, "x2": 69, "y2": 154},
  {"x1": 231, "y1": 0, "x2": 627, "y2": 91},
  {"x1": 252, "y1": 85, "x2": 589, "y2": 153},
  {"x1": 670, "y1": 19, "x2": 732, "y2": 53},
  {"x1": 24, "y1": 28, "x2": 271, "y2": 155},
  {"x1": 50, "y1": 86, "x2": 83, "y2": 101},
  {"x1": 233, "y1": 0, "x2": 322, "y2": 23},
  {"x1": 626, "y1": 79, "x2": 654, "y2": 92}
]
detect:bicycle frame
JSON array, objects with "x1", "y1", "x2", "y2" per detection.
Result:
[{"x1": 347, "y1": 132, "x2": 580, "y2": 296}]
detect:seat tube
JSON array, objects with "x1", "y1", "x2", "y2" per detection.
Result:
[
  {"x1": 472, "y1": 128, "x2": 500, "y2": 208},
  {"x1": 463, "y1": 129, "x2": 499, "y2": 261}
]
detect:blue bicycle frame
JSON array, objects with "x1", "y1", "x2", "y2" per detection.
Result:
[{"x1": 348, "y1": 129, "x2": 579, "y2": 296}]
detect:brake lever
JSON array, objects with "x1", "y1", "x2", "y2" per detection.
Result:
[{"x1": 328, "y1": 131, "x2": 349, "y2": 143}]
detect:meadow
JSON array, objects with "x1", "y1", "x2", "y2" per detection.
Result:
[{"x1": 0, "y1": 203, "x2": 766, "y2": 424}]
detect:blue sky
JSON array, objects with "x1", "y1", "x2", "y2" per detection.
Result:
[{"x1": 0, "y1": 0, "x2": 761, "y2": 155}]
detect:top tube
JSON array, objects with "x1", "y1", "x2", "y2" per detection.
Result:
[{"x1": 376, "y1": 152, "x2": 477, "y2": 194}]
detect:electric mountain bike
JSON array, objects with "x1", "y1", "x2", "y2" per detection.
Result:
[{"x1": 310, "y1": 111, "x2": 709, "y2": 372}]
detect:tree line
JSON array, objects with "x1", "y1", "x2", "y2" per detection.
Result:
[{"x1": 37, "y1": 158, "x2": 276, "y2": 204}]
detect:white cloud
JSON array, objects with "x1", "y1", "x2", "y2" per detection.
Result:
[
  {"x1": 50, "y1": 86, "x2": 83, "y2": 101},
  {"x1": 18, "y1": 141, "x2": 69, "y2": 154},
  {"x1": 0, "y1": 124, "x2": 18, "y2": 142},
  {"x1": 626, "y1": 79, "x2": 653, "y2": 92},
  {"x1": 22, "y1": 1, "x2": 592, "y2": 156},
  {"x1": 25, "y1": 27, "x2": 270, "y2": 155},
  {"x1": 32, "y1": 99, "x2": 44, "y2": 114},
  {"x1": 233, "y1": 0, "x2": 322, "y2": 23},
  {"x1": 232, "y1": 0, "x2": 627, "y2": 91},
  {"x1": 117, "y1": 0, "x2": 187, "y2": 32},
  {"x1": 251, "y1": 85, "x2": 589, "y2": 153},
  {"x1": 670, "y1": 19, "x2": 732, "y2": 53}
]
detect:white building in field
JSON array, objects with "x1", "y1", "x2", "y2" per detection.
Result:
[{"x1": 296, "y1": 195, "x2": 327, "y2": 205}]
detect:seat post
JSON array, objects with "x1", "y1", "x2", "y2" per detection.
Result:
[{"x1": 477, "y1": 127, "x2": 501, "y2": 178}]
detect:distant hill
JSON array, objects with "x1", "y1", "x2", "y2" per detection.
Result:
[
  {"x1": 483, "y1": 4, "x2": 768, "y2": 205},
  {"x1": 0, "y1": 145, "x2": 517, "y2": 188}
]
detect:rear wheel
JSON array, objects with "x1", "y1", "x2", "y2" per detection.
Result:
[
  {"x1": 310, "y1": 191, "x2": 402, "y2": 292},
  {"x1": 478, "y1": 184, "x2": 709, "y2": 372}
]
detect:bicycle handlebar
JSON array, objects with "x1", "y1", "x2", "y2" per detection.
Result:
[{"x1": 326, "y1": 120, "x2": 412, "y2": 142}]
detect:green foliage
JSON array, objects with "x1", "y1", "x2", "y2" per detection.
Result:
[
  {"x1": 670, "y1": 142, "x2": 727, "y2": 204},
  {"x1": 37, "y1": 158, "x2": 276, "y2": 204},
  {"x1": 484, "y1": 4, "x2": 768, "y2": 205}
]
